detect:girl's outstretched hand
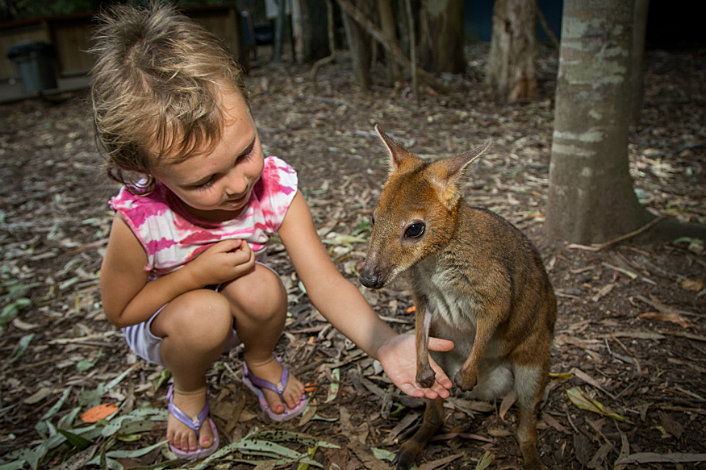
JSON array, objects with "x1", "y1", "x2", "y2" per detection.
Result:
[{"x1": 376, "y1": 333, "x2": 454, "y2": 399}]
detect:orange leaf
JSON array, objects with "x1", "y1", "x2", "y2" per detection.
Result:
[
  {"x1": 81, "y1": 403, "x2": 118, "y2": 423},
  {"x1": 406, "y1": 305, "x2": 416, "y2": 313}
]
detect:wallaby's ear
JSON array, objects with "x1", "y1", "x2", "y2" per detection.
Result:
[
  {"x1": 450, "y1": 139, "x2": 492, "y2": 182},
  {"x1": 375, "y1": 124, "x2": 419, "y2": 172},
  {"x1": 429, "y1": 140, "x2": 492, "y2": 206}
]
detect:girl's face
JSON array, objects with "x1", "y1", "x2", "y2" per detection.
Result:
[{"x1": 150, "y1": 89, "x2": 265, "y2": 222}]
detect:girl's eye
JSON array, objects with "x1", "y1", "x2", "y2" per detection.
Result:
[
  {"x1": 404, "y1": 222, "x2": 425, "y2": 239},
  {"x1": 197, "y1": 177, "x2": 215, "y2": 189}
]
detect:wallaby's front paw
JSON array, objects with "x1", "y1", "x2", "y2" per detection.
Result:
[
  {"x1": 453, "y1": 369, "x2": 477, "y2": 391},
  {"x1": 416, "y1": 366, "x2": 436, "y2": 389}
]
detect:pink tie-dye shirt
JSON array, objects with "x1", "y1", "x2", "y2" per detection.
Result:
[{"x1": 110, "y1": 156, "x2": 297, "y2": 277}]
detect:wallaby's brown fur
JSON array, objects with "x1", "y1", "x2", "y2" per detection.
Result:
[{"x1": 360, "y1": 125, "x2": 557, "y2": 470}]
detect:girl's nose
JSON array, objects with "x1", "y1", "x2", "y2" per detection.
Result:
[{"x1": 224, "y1": 169, "x2": 248, "y2": 197}]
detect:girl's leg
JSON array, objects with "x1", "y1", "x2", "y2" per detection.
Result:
[
  {"x1": 151, "y1": 289, "x2": 232, "y2": 453},
  {"x1": 220, "y1": 264, "x2": 305, "y2": 414}
]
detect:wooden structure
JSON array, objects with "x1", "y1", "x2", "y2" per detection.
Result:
[{"x1": 0, "y1": 5, "x2": 244, "y2": 82}]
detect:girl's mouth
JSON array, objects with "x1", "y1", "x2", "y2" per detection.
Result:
[{"x1": 226, "y1": 188, "x2": 250, "y2": 206}]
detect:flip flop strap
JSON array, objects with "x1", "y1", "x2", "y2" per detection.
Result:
[
  {"x1": 167, "y1": 385, "x2": 210, "y2": 431},
  {"x1": 244, "y1": 355, "x2": 289, "y2": 399}
]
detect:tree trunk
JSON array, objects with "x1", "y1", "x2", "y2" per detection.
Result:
[
  {"x1": 341, "y1": 0, "x2": 372, "y2": 90},
  {"x1": 335, "y1": 0, "x2": 449, "y2": 92},
  {"x1": 630, "y1": 0, "x2": 649, "y2": 128},
  {"x1": 292, "y1": 0, "x2": 331, "y2": 64},
  {"x1": 545, "y1": 0, "x2": 653, "y2": 244},
  {"x1": 377, "y1": 0, "x2": 402, "y2": 84},
  {"x1": 486, "y1": 0, "x2": 538, "y2": 101},
  {"x1": 417, "y1": 0, "x2": 465, "y2": 74}
]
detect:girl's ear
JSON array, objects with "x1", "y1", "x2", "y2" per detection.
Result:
[{"x1": 375, "y1": 124, "x2": 421, "y2": 173}]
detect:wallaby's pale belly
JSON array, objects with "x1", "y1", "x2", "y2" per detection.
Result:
[{"x1": 413, "y1": 255, "x2": 514, "y2": 400}]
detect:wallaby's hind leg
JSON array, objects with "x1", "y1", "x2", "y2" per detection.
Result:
[
  {"x1": 513, "y1": 363, "x2": 548, "y2": 470},
  {"x1": 395, "y1": 398, "x2": 444, "y2": 470}
]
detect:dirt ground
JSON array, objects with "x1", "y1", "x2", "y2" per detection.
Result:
[{"x1": 1, "y1": 44, "x2": 704, "y2": 469}]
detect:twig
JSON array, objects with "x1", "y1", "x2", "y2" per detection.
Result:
[
  {"x1": 567, "y1": 216, "x2": 666, "y2": 251},
  {"x1": 635, "y1": 294, "x2": 703, "y2": 318}
]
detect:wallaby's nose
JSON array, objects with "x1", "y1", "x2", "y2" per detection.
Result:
[{"x1": 359, "y1": 268, "x2": 383, "y2": 289}]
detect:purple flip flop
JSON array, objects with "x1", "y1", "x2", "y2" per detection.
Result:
[
  {"x1": 242, "y1": 355, "x2": 307, "y2": 422},
  {"x1": 166, "y1": 385, "x2": 219, "y2": 460}
]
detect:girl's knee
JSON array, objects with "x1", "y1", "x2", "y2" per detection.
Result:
[
  {"x1": 154, "y1": 289, "x2": 232, "y2": 343},
  {"x1": 222, "y1": 264, "x2": 287, "y2": 321}
]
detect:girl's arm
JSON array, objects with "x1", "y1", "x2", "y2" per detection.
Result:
[
  {"x1": 100, "y1": 214, "x2": 254, "y2": 328},
  {"x1": 278, "y1": 191, "x2": 453, "y2": 399}
]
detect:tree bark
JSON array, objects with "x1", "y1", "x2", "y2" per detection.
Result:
[
  {"x1": 377, "y1": 0, "x2": 402, "y2": 84},
  {"x1": 486, "y1": 0, "x2": 538, "y2": 101},
  {"x1": 630, "y1": 0, "x2": 649, "y2": 128},
  {"x1": 292, "y1": 0, "x2": 331, "y2": 64},
  {"x1": 417, "y1": 0, "x2": 465, "y2": 74},
  {"x1": 335, "y1": 0, "x2": 449, "y2": 92},
  {"x1": 545, "y1": 0, "x2": 652, "y2": 244},
  {"x1": 340, "y1": 0, "x2": 372, "y2": 90}
]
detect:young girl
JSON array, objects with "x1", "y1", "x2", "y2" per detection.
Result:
[{"x1": 92, "y1": 3, "x2": 453, "y2": 460}]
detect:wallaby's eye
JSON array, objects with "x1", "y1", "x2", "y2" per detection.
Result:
[{"x1": 404, "y1": 222, "x2": 425, "y2": 239}]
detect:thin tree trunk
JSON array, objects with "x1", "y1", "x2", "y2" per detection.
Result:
[
  {"x1": 310, "y1": 0, "x2": 336, "y2": 85},
  {"x1": 340, "y1": 0, "x2": 372, "y2": 89},
  {"x1": 486, "y1": 0, "x2": 538, "y2": 101},
  {"x1": 630, "y1": 0, "x2": 649, "y2": 128},
  {"x1": 335, "y1": 0, "x2": 449, "y2": 92},
  {"x1": 377, "y1": 0, "x2": 401, "y2": 84},
  {"x1": 418, "y1": 0, "x2": 465, "y2": 73},
  {"x1": 404, "y1": 0, "x2": 418, "y2": 102}
]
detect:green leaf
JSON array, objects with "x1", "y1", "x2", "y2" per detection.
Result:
[
  {"x1": 0, "y1": 460, "x2": 27, "y2": 470},
  {"x1": 105, "y1": 439, "x2": 168, "y2": 458},
  {"x1": 152, "y1": 368, "x2": 171, "y2": 390},
  {"x1": 371, "y1": 447, "x2": 396, "y2": 462},
  {"x1": 58, "y1": 428, "x2": 93, "y2": 450},
  {"x1": 105, "y1": 364, "x2": 137, "y2": 390},
  {"x1": 352, "y1": 219, "x2": 371, "y2": 236},
  {"x1": 322, "y1": 234, "x2": 368, "y2": 246},
  {"x1": 324, "y1": 368, "x2": 340, "y2": 403},
  {"x1": 475, "y1": 451, "x2": 495, "y2": 470},
  {"x1": 1, "y1": 298, "x2": 31, "y2": 326},
  {"x1": 41, "y1": 388, "x2": 71, "y2": 421},
  {"x1": 77, "y1": 350, "x2": 102, "y2": 372},
  {"x1": 566, "y1": 387, "x2": 632, "y2": 423},
  {"x1": 10, "y1": 333, "x2": 34, "y2": 364},
  {"x1": 253, "y1": 430, "x2": 340, "y2": 448},
  {"x1": 238, "y1": 439, "x2": 303, "y2": 458}
]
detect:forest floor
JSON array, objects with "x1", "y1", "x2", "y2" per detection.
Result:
[{"x1": 1, "y1": 44, "x2": 705, "y2": 469}]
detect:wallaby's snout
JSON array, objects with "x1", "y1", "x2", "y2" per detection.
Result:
[
  {"x1": 358, "y1": 266, "x2": 383, "y2": 289},
  {"x1": 359, "y1": 248, "x2": 393, "y2": 289}
]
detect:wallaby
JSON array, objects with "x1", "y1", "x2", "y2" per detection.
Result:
[{"x1": 359, "y1": 125, "x2": 557, "y2": 470}]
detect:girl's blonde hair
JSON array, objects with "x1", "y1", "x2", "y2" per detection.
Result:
[{"x1": 90, "y1": 2, "x2": 247, "y2": 193}]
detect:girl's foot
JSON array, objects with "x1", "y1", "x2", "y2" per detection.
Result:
[
  {"x1": 245, "y1": 355, "x2": 305, "y2": 415},
  {"x1": 167, "y1": 387, "x2": 215, "y2": 453}
]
